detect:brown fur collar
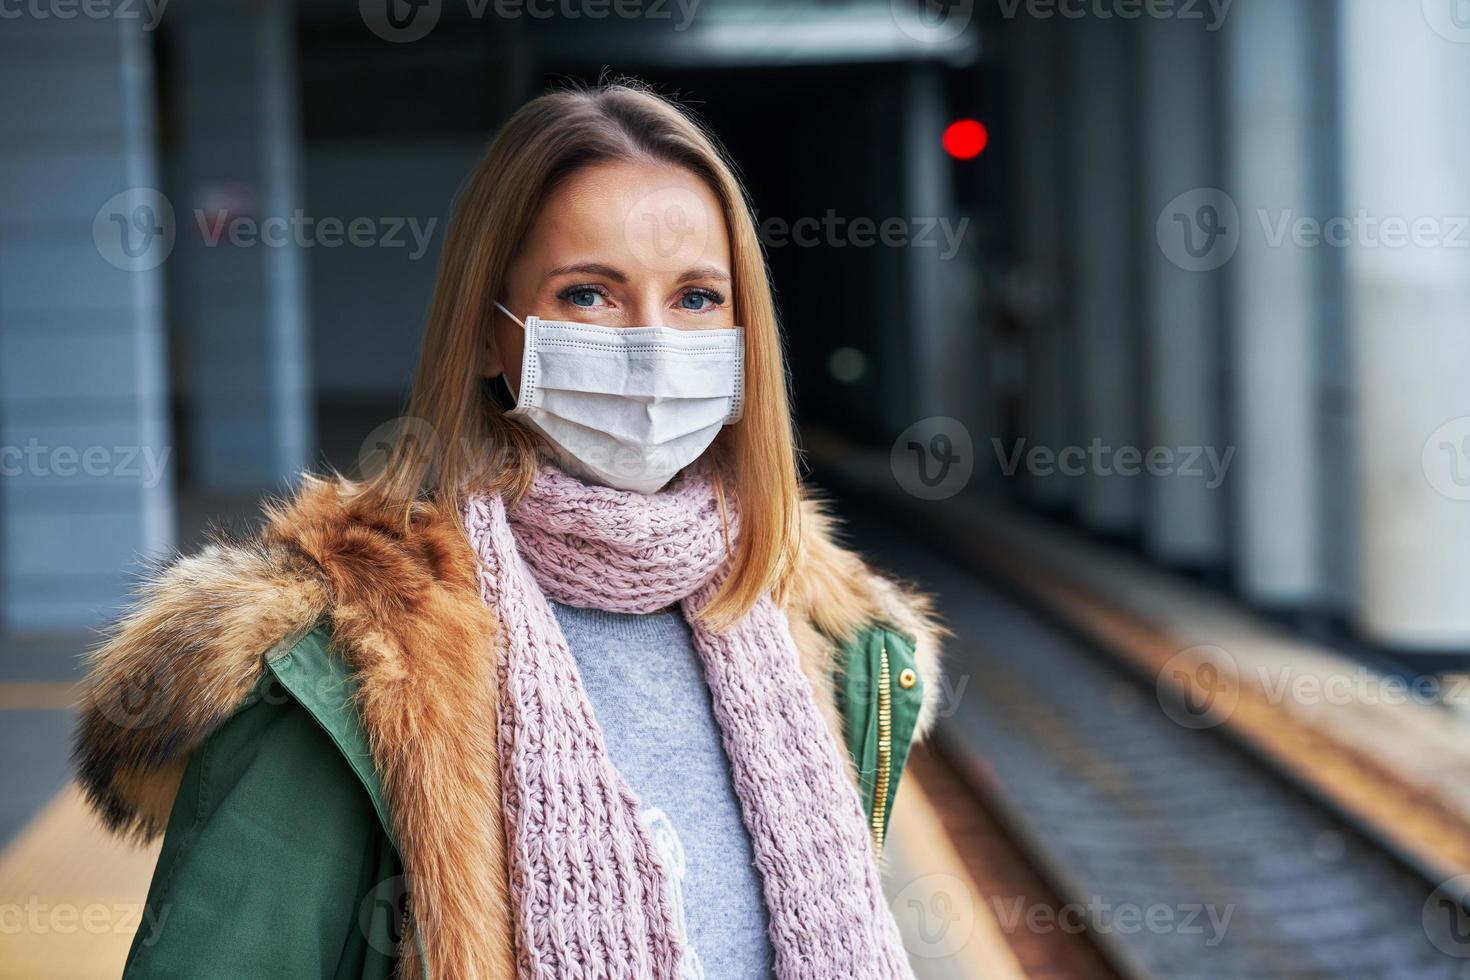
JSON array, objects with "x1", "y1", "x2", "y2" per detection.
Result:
[{"x1": 73, "y1": 476, "x2": 943, "y2": 979}]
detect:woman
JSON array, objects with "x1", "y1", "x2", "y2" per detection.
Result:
[{"x1": 74, "y1": 81, "x2": 943, "y2": 980}]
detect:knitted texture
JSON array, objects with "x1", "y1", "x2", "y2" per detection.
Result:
[{"x1": 462, "y1": 464, "x2": 915, "y2": 979}]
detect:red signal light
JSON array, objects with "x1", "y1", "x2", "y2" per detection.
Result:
[{"x1": 943, "y1": 119, "x2": 989, "y2": 160}]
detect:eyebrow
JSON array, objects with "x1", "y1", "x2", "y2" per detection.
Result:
[
  {"x1": 546, "y1": 262, "x2": 627, "y2": 282},
  {"x1": 543, "y1": 262, "x2": 731, "y2": 285},
  {"x1": 676, "y1": 265, "x2": 731, "y2": 285}
]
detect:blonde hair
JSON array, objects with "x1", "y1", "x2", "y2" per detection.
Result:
[{"x1": 364, "y1": 80, "x2": 801, "y2": 630}]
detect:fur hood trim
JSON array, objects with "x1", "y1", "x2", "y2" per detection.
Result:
[{"x1": 73, "y1": 476, "x2": 943, "y2": 977}]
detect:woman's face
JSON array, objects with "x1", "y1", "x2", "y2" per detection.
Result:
[{"x1": 487, "y1": 159, "x2": 735, "y2": 392}]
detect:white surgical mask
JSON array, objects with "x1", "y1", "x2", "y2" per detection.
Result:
[{"x1": 494, "y1": 302, "x2": 745, "y2": 494}]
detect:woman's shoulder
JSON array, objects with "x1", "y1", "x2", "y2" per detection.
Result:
[
  {"x1": 786, "y1": 493, "x2": 947, "y2": 741},
  {"x1": 71, "y1": 475, "x2": 483, "y2": 842}
]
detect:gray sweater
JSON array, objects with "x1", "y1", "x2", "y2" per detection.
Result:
[{"x1": 549, "y1": 600, "x2": 776, "y2": 979}]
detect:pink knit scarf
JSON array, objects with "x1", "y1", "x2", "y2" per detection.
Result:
[{"x1": 462, "y1": 464, "x2": 914, "y2": 979}]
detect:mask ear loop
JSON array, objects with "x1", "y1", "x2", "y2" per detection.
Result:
[
  {"x1": 492, "y1": 301, "x2": 527, "y2": 408},
  {"x1": 493, "y1": 301, "x2": 526, "y2": 329}
]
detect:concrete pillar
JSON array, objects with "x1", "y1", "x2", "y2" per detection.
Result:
[
  {"x1": 171, "y1": 0, "x2": 312, "y2": 491},
  {"x1": 901, "y1": 63, "x2": 970, "y2": 429},
  {"x1": 1011, "y1": 17, "x2": 1075, "y2": 510},
  {"x1": 1070, "y1": 15, "x2": 1141, "y2": 535},
  {"x1": 1221, "y1": 0, "x2": 1324, "y2": 607},
  {"x1": 1340, "y1": 0, "x2": 1470, "y2": 648},
  {"x1": 1309, "y1": 0, "x2": 1356, "y2": 618},
  {"x1": 1137, "y1": 13, "x2": 1229, "y2": 566},
  {"x1": 0, "y1": 17, "x2": 174, "y2": 629}
]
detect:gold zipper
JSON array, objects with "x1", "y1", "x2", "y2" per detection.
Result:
[{"x1": 870, "y1": 638, "x2": 893, "y2": 853}]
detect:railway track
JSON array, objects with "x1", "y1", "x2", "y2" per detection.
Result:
[
  {"x1": 913, "y1": 578, "x2": 1463, "y2": 978},
  {"x1": 823, "y1": 476, "x2": 1470, "y2": 979},
  {"x1": 908, "y1": 740, "x2": 1128, "y2": 980}
]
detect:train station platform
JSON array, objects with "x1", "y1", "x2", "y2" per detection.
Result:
[
  {"x1": 0, "y1": 687, "x2": 1019, "y2": 978},
  {"x1": 5, "y1": 454, "x2": 1470, "y2": 977}
]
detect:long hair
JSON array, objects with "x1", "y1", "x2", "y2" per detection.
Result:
[{"x1": 362, "y1": 80, "x2": 801, "y2": 630}]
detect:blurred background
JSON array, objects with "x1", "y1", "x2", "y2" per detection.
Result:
[{"x1": 5, "y1": 0, "x2": 1470, "y2": 977}]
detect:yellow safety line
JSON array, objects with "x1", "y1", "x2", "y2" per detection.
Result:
[
  {"x1": 0, "y1": 783, "x2": 159, "y2": 980},
  {"x1": 0, "y1": 683, "x2": 78, "y2": 711},
  {"x1": 886, "y1": 774, "x2": 1030, "y2": 980}
]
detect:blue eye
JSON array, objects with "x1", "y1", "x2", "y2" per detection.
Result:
[
  {"x1": 680, "y1": 289, "x2": 722, "y2": 311},
  {"x1": 568, "y1": 288, "x2": 600, "y2": 308}
]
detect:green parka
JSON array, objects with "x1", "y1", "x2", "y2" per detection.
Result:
[{"x1": 72, "y1": 478, "x2": 942, "y2": 979}]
